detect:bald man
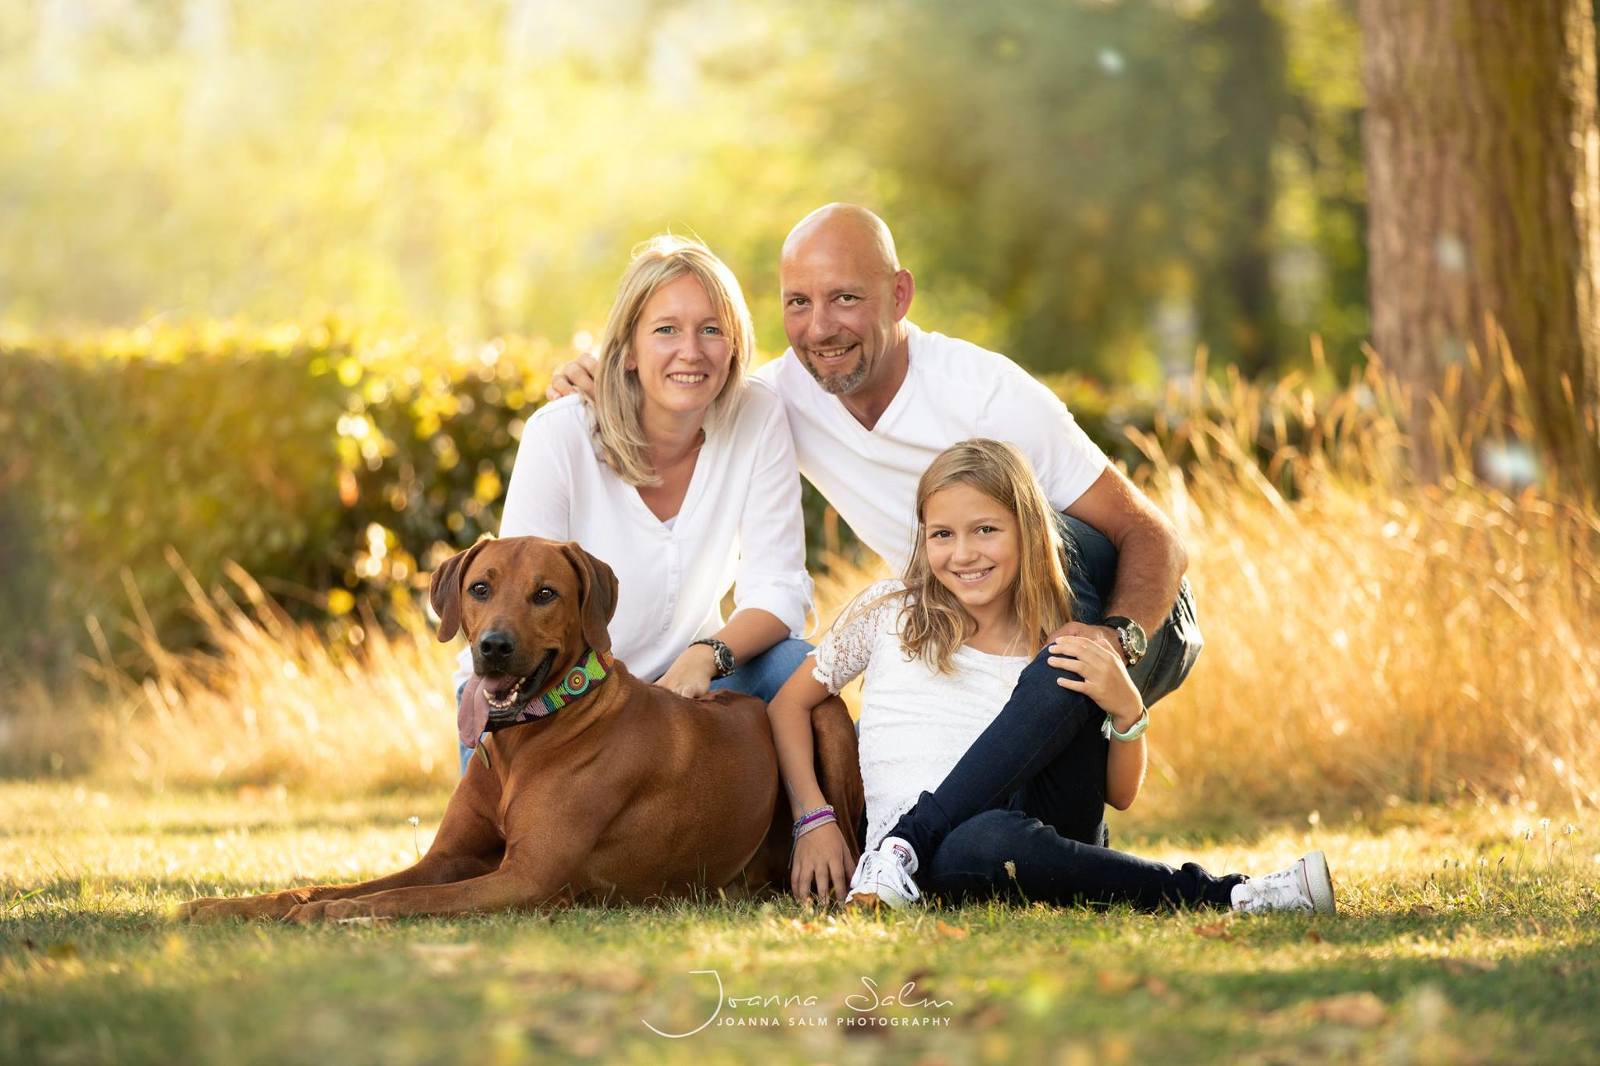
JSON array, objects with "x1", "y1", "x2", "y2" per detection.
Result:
[{"x1": 547, "y1": 204, "x2": 1203, "y2": 906}]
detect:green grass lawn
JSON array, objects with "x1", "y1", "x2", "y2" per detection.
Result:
[{"x1": 2, "y1": 781, "x2": 1597, "y2": 1065}]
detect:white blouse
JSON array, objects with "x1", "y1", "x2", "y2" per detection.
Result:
[
  {"x1": 812, "y1": 579, "x2": 1032, "y2": 852},
  {"x1": 452, "y1": 381, "x2": 813, "y2": 690}
]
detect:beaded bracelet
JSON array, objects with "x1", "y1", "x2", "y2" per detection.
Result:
[
  {"x1": 792, "y1": 804, "x2": 836, "y2": 839},
  {"x1": 794, "y1": 813, "x2": 838, "y2": 841}
]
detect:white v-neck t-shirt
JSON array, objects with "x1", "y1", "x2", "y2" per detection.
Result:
[
  {"x1": 452, "y1": 381, "x2": 812, "y2": 689},
  {"x1": 754, "y1": 322, "x2": 1107, "y2": 573}
]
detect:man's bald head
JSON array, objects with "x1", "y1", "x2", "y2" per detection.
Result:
[
  {"x1": 781, "y1": 203, "x2": 901, "y2": 279},
  {"x1": 779, "y1": 203, "x2": 915, "y2": 403}
]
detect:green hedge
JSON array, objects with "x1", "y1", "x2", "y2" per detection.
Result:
[
  {"x1": 0, "y1": 324, "x2": 1153, "y2": 677},
  {"x1": 0, "y1": 324, "x2": 556, "y2": 675}
]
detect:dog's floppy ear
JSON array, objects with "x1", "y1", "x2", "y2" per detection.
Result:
[
  {"x1": 560, "y1": 542, "x2": 618, "y2": 655},
  {"x1": 428, "y1": 537, "x2": 493, "y2": 643}
]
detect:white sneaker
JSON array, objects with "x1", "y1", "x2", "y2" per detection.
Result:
[
  {"x1": 1230, "y1": 850, "x2": 1336, "y2": 915},
  {"x1": 846, "y1": 837, "x2": 921, "y2": 910}
]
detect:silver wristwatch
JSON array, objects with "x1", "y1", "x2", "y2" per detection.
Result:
[
  {"x1": 691, "y1": 637, "x2": 736, "y2": 678},
  {"x1": 1101, "y1": 616, "x2": 1148, "y2": 667}
]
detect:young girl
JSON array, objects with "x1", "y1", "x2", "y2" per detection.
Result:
[{"x1": 768, "y1": 439, "x2": 1335, "y2": 915}]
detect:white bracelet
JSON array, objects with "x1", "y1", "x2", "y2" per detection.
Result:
[{"x1": 1102, "y1": 706, "x2": 1150, "y2": 742}]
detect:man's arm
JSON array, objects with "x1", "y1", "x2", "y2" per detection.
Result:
[
  {"x1": 1062, "y1": 465, "x2": 1187, "y2": 639},
  {"x1": 984, "y1": 355, "x2": 1185, "y2": 641}
]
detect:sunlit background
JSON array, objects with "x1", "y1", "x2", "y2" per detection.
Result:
[{"x1": 3, "y1": 0, "x2": 1365, "y2": 377}]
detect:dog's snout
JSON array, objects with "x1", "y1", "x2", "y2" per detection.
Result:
[{"x1": 478, "y1": 629, "x2": 516, "y2": 665}]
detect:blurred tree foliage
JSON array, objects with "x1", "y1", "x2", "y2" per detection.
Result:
[{"x1": 0, "y1": 0, "x2": 1367, "y2": 380}]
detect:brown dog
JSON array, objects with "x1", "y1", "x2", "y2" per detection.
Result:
[{"x1": 178, "y1": 536, "x2": 863, "y2": 923}]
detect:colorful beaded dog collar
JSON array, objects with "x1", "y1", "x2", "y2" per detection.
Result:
[{"x1": 485, "y1": 648, "x2": 614, "y2": 732}]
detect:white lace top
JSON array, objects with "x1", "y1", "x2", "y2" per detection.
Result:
[{"x1": 812, "y1": 580, "x2": 1034, "y2": 852}]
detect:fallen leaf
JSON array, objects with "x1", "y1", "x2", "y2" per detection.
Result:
[
  {"x1": 1307, "y1": 991, "x2": 1387, "y2": 1028},
  {"x1": 935, "y1": 920, "x2": 969, "y2": 939},
  {"x1": 1441, "y1": 957, "x2": 1497, "y2": 975},
  {"x1": 1095, "y1": 970, "x2": 1139, "y2": 994},
  {"x1": 1305, "y1": 929, "x2": 1325, "y2": 944},
  {"x1": 1193, "y1": 922, "x2": 1234, "y2": 941}
]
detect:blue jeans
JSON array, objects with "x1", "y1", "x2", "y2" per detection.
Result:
[
  {"x1": 709, "y1": 637, "x2": 814, "y2": 701},
  {"x1": 882, "y1": 514, "x2": 1223, "y2": 908},
  {"x1": 457, "y1": 637, "x2": 814, "y2": 776},
  {"x1": 922, "y1": 808, "x2": 1240, "y2": 910}
]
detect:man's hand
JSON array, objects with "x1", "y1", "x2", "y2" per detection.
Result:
[
  {"x1": 658, "y1": 643, "x2": 717, "y2": 699},
  {"x1": 546, "y1": 353, "x2": 600, "y2": 401},
  {"x1": 790, "y1": 821, "x2": 851, "y2": 904}
]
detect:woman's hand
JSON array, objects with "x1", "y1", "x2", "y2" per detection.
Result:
[
  {"x1": 790, "y1": 821, "x2": 851, "y2": 904},
  {"x1": 1047, "y1": 635, "x2": 1143, "y2": 728},
  {"x1": 658, "y1": 644, "x2": 718, "y2": 699}
]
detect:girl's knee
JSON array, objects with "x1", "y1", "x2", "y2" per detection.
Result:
[{"x1": 929, "y1": 809, "x2": 1027, "y2": 875}]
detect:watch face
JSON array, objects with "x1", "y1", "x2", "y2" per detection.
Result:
[{"x1": 1126, "y1": 624, "x2": 1148, "y2": 657}]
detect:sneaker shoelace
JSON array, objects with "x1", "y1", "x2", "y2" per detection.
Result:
[
  {"x1": 1240, "y1": 863, "x2": 1311, "y2": 912},
  {"x1": 857, "y1": 850, "x2": 920, "y2": 901}
]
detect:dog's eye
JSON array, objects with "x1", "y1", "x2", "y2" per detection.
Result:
[
  {"x1": 468, "y1": 581, "x2": 490, "y2": 600},
  {"x1": 532, "y1": 587, "x2": 557, "y2": 605}
]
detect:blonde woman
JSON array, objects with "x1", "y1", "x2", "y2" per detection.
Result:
[
  {"x1": 769, "y1": 440, "x2": 1335, "y2": 916},
  {"x1": 454, "y1": 236, "x2": 812, "y2": 763}
]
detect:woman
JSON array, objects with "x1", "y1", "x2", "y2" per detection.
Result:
[
  {"x1": 454, "y1": 236, "x2": 812, "y2": 763},
  {"x1": 771, "y1": 440, "x2": 1335, "y2": 915}
]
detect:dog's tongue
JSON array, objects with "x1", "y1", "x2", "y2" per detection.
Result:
[
  {"x1": 457, "y1": 676, "x2": 492, "y2": 748},
  {"x1": 482, "y1": 673, "x2": 520, "y2": 699}
]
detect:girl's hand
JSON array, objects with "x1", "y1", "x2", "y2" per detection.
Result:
[
  {"x1": 790, "y1": 821, "x2": 851, "y2": 904},
  {"x1": 658, "y1": 644, "x2": 717, "y2": 699},
  {"x1": 1047, "y1": 635, "x2": 1143, "y2": 727}
]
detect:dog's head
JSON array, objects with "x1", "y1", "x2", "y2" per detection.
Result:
[{"x1": 430, "y1": 536, "x2": 619, "y2": 717}]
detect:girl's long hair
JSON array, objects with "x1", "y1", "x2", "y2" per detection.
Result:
[
  {"x1": 890, "y1": 439, "x2": 1074, "y2": 673},
  {"x1": 590, "y1": 234, "x2": 753, "y2": 486}
]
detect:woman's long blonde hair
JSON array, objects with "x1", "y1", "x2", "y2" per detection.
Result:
[
  {"x1": 590, "y1": 235, "x2": 754, "y2": 485},
  {"x1": 841, "y1": 439, "x2": 1073, "y2": 674}
]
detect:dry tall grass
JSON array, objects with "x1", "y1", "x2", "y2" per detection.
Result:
[
  {"x1": 10, "y1": 344, "x2": 1598, "y2": 815},
  {"x1": 1130, "y1": 341, "x2": 1600, "y2": 816}
]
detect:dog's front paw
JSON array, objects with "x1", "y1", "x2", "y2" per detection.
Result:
[
  {"x1": 177, "y1": 897, "x2": 259, "y2": 924},
  {"x1": 286, "y1": 898, "x2": 376, "y2": 925},
  {"x1": 174, "y1": 897, "x2": 219, "y2": 922}
]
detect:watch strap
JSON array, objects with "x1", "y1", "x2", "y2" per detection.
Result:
[
  {"x1": 691, "y1": 637, "x2": 736, "y2": 678},
  {"x1": 1102, "y1": 706, "x2": 1150, "y2": 742}
]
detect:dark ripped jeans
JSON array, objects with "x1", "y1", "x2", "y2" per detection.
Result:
[{"x1": 881, "y1": 514, "x2": 1240, "y2": 910}]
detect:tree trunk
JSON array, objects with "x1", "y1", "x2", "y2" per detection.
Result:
[
  {"x1": 1207, "y1": 0, "x2": 1286, "y2": 378},
  {"x1": 1359, "y1": 0, "x2": 1600, "y2": 493}
]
